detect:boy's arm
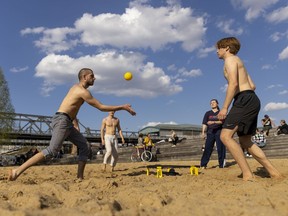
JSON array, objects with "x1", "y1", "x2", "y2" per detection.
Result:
[{"x1": 218, "y1": 59, "x2": 239, "y2": 120}]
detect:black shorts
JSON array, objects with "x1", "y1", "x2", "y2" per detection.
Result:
[{"x1": 222, "y1": 90, "x2": 260, "y2": 136}]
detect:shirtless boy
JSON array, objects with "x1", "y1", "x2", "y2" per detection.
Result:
[
  {"x1": 8, "y1": 68, "x2": 136, "y2": 181},
  {"x1": 101, "y1": 111, "x2": 124, "y2": 172},
  {"x1": 216, "y1": 37, "x2": 281, "y2": 181}
]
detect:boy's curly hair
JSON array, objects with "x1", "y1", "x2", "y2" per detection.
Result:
[{"x1": 216, "y1": 37, "x2": 241, "y2": 55}]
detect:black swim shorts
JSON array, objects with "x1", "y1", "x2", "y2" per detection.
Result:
[{"x1": 222, "y1": 90, "x2": 260, "y2": 136}]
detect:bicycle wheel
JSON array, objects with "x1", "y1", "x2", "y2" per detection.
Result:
[
  {"x1": 141, "y1": 151, "x2": 153, "y2": 162},
  {"x1": 131, "y1": 149, "x2": 140, "y2": 162}
]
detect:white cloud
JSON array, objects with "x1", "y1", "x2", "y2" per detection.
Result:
[
  {"x1": 231, "y1": 0, "x2": 279, "y2": 21},
  {"x1": 166, "y1": 99, "x2": 175, "y2": 105},
  {"x1": 279, "y1": 90, "x2": 288, "y2": 95},
  {"x1": 175, "y1": 78, "x2": 187, "y2": 83},
  {"x1": 21, "y1": 27, "x2": 45, "y2": 35},
  {"x1": 220, "y1": 84, "x2": 228, "y2": 92},
  {"x1": 197, "y1": 46, "x2": 215, "y2": 58},
  {"x1": 41, "y1": 81, "x2": 56, "y2": 97},
  {"x1": 21, "y1": 27, "x2": 79, "y2": 53},
  {"x1": 166, "y1": 65, "x2": 202, "y2": 83},
  {"x1": 141, "y1": 121, "x2": 178, "y2": 128},
  {"x1": 10, "y1": 66, "x2": 29, "y2": 73},
  {"x1": 266, "y1": 6, "x2": 288, "y2": 23},
  {"x1": 216, "y1": 19, "x2": 244, "y2": 35},
  {"x1": 270, "y1": 31, "x2": 288, "y2": 42},
  {"x1": 264, "y1": 102, "x2": 288, "y2": 111},
  {"x1": 267, "y1": 84, "x2": 283, "y2": 89},
  {"x1": 22, "y1": 3, "x2": 207, "y2": 54},
  {"x1": 279, "y1": 46, "x2": 288, "y2": 60},
  {"x1": 167, "y1": 64, "x2": 177, "y2": 71},
  {"x1": 270, "y1": 32, "x2": 282, "y2": 42},
  {"x1": 76, "y1": 5, "x2": 206, "y2": 52},
  {"x1": 261, "y1": 64, "x2": 276, "y2": 70},
  {"x1": 35, "y1": 51, "x2": 183, "y2": 98},
  {"x1": 178, "y1": 68, "x2": 202, "y2": 77}
]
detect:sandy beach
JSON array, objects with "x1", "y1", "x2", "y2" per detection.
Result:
[{"x1": 0, "y1": 159, "x2": 287, "y2": 216}]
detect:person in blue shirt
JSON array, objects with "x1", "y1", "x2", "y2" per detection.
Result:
[{"x1": 200, "y1": 99, "x2": 226, "y2": 168}]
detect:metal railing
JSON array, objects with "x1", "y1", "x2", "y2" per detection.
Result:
[{"x1": 0, "y1": 112, "x2": 139, "y2": 145}]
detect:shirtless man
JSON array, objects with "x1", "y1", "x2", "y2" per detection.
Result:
[
  {"x1": 216, "y1": 37, "x2": 281, "y2": 181},
  {"x1": 101, "y1": 111, "x2": 124, "y2": 172},
  {"x1": 8, "y1": 68, "x2": 136, "y2": 181}
]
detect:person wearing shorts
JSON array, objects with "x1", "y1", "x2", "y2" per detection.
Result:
[
  {"x1": 216, "y1": 37, "x2": 281, "y2": 181},
  {"x1": 222, "y1": 90, "x2": 260, "y2": 137}
]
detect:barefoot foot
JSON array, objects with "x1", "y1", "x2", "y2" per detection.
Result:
[
  {"x1": 102, "y1": 164, "x2": 106, "y2": 173},
  {"x1": 271, "y1": 173, "x2": 284, "y2": 179},
  {"x1": 8, "y1": 169, "x2": 18, "y2": 181},
  {"x1": 243, "y1": 174, "x2": 255, "y2": 181}
]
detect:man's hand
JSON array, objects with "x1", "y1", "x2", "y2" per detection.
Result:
[
  {"x1": 123, "y1": 104, "x2": 136, "y2": 116},
  {"x1": 207, "y1": 121, "x2": 214, "y2": 125},
  {"x1": 217, "y1": 108, "x2": 228, "y2": 120}
]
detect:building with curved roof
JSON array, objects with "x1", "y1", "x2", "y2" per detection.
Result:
[{"x1": 138, "y1": 124, "x2": 202, "y2": 138}]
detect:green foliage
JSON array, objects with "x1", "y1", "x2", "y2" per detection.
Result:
[
  {"x1": 0, "y1": 68, "x2": 15, "y2": 113},
  {"x1": 0, "y1": 67, "x2": 15, "y2": 144}
]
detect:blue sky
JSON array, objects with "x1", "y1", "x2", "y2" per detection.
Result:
[{"x1": 1, "y1": 0, "x2": 288, "y2": 131}]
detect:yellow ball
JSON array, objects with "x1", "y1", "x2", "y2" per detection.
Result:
[{"x1": 124, "y1": 72, "x2": 133, "y2": 81}]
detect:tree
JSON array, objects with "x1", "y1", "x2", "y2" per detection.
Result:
[
  {"x1": 0, "y1": 67, "x2": 15, "y2": 113},
  {"x1": 0, "y1": 67, "x2": 15, "y2": 143}
]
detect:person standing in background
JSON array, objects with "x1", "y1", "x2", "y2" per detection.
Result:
[
  {"x1": 101, "y1": 111, "x2": 125, "y2": 172},
  {"x1": 200, "y1": 99, "x2": 226, "y2": 168}
]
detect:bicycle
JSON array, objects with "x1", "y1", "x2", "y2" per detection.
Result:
[{"x1": 131, "y1": 146, "x2": 153, "y2": 162}]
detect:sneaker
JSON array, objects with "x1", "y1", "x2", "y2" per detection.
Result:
[
  {"x1": 221, "y1": 159, "x2": 226, "y2": 168},
  {"x1": 201, "y1": 147, "x2": 205, "y2": 152},
  {"x1": 171, "y1": 145, "x2": 176, "y2": 147},
  {"x1": 246, "y1": 153, "x2": 252, "y2": 158},
  {"x1": 199, "y1": 166, "x2": 206, "y2": 171}
]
